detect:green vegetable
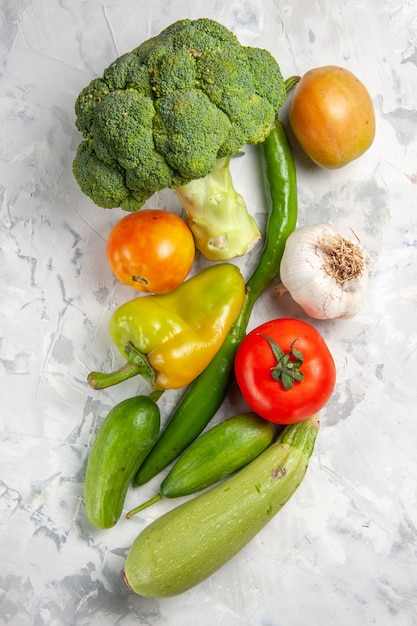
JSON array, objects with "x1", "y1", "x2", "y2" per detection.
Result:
[
  {"x1": 128, "y1": 412, "x2": 274, "y2": 514},
  {"x1": 135, "y1": 104, "x2": 299, "y2": 487},
  {"x1": 124, "y1": 414, "x2": 319, "y2": 597},
  {"x1": 84, "y1": 392, "x2": 161, "y2": 529},
  {"x1": 72, "y1": 18, "x2": 286, "y2": 259}
]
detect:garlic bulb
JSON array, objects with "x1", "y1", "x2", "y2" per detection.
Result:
[{"x1": 277, "y1": 223, "x2": 369, "y2": 320}]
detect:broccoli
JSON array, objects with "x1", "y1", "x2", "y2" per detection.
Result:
[{"x1": 73, "y1": 18, "x2": 286, "y2": 259}]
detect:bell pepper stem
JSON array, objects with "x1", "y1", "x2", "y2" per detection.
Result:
[{"x1": 87, "y1": 342, "x2": 156, "y2": 389}]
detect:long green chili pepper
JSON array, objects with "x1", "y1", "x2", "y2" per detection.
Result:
[{"x1": 135, "y1": 95, "x2": 299, "y2": 487}]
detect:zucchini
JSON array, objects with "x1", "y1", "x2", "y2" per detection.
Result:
[
  {"x1": 127, "y1": 412, "x2": 275, "y2": 516},
  {"x1": 124, "y1": 414, "x2": 319, "y2": 597},
  {"x1": 84, "y1": 392, "x2": 161, "y2": 529}
]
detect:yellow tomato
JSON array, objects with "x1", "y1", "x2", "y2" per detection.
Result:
[{"x1": 289, "y1": 66, "x2": 375, "y2": 168}]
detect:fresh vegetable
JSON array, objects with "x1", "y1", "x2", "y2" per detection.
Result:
[
  {"x1": 128, "y1": 412, "x2": 274, "y2": 515},
  {"x1": 276, "y1": 222, "x2": 369, "y2": 319},
  {"x1": 289, "y1": 65, "x2": 375, "y2": 168},
  {"x1": 87, "y1": 263, "x2": 245, "y2": 390},
  {"x1": 135, "y1": 110, "x2": 298, "y2": 485},
  {"x1": 106, "y1": 209, "x2": 195, "y2": 294},
  {"x1": 72, "y1": 18, "x2": 286, "y2": 228},
  {"x1": 177, "y1": 156, "x2": 261, "y2": 261},
  {"x1": 124, "y1": 414, "x2": 319, "y2": 597},
  {"x1": 84, "y1": 392, "x2": 161, "y2": 529},
  {"x1": 235, "y1": 318, "x2": 336, "y2": 424}
]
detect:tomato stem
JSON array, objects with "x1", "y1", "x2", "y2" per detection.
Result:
[{"x1": 259, "y1": 334, "x2": 304, "y2": 390}]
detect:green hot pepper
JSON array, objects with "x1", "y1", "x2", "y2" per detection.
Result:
[{"x1": 135, "y1": 104, "x2": 299, "y2": 486}]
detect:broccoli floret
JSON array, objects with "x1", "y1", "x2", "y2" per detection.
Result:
[
  {"x1": 73, "y1": 18, "x2": 286, "y2": 258},
  {"x1": 72, "y1": 140, "x2": 131, "y2": 209},
  {"x1": 153, "y1": 89, "x2": 232, "y2": 179}
]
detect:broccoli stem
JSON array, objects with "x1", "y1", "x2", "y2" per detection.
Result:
[{"x1": 176, "y1": 157, "x2": 261, "y2": 261}]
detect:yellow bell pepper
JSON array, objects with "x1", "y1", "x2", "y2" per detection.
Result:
[{"x1": 88, "y1": 263, "x2": 245, "y2": 390}]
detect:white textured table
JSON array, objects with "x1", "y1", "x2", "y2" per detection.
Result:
[{"x1": 1, "y1": 1, "x2": 417, "y2": 624}]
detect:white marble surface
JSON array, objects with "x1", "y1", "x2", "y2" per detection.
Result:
[{"x1": 1, "y1": 0, "x2": 417, "y2": 624}]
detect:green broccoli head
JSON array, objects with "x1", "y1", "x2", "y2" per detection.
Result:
[{"x1": 73, "y1": 18, "x2": 285, "y2": 211}]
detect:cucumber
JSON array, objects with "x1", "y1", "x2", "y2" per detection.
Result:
[
  {"x1": 124, "y1": 414, "x2": 319, "y2": 597},
  {"x1": 84, "y1": 393, "x2": 161, "y2": 529},
  {"x1": 127, "y1": 412, "x2": 275, "y2": 516}
]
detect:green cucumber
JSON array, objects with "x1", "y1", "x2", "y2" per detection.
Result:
[
  {"x1": 124, "y1": 414, "x2": 319, "y2": 597},
  {"x1": 127, "y1": 412, "x2": 275, "y2": 517},
  {"x1": 84, "y1": 392, "x2": 161, "y2": 529}
]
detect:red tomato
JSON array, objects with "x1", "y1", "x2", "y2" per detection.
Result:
[
  {"x1": 289, "y1": 66, "x2": 375, "y2": 168},
  {"x1": 106, "y1": 209, "x2": 195, "y2": 294},
  {"x1": 234, "y1": 318, "x2": 336, "y2": 424}
]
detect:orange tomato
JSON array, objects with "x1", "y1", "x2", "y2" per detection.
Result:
[
  {"x1": 106, "y1": 210, "x2": 195, "y2": 294},
  {"x1": 289, "y1": 66, "x2": 375, "y2": 168}
]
